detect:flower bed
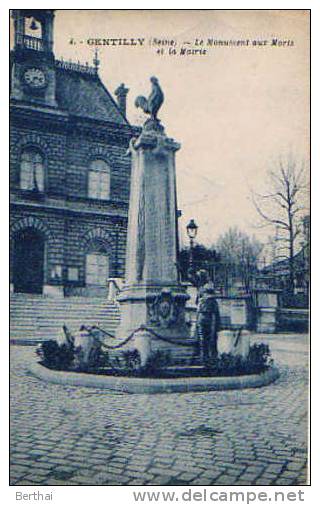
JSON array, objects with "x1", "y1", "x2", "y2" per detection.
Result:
[{"x1": 36, "y1": 340, "x2": 273, "y2": 379}]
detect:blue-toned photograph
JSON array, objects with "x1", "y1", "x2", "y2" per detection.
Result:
[{"x1": 10, "y1": 9, "x2": 310, "y2": 488}]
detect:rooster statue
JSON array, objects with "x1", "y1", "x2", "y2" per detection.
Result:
[{"x1": 135, "y1": 76, "x2": 164, "y2": 120}]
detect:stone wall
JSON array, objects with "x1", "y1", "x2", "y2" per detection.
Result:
[
  {"x1": 185, "y1": 284, "x2": 254, "y2": 330},
  {"x1": 65, "y1": 134, "x2": 131, "y2": 202},
  {"x1": 10, "y1": 114, "x2": 132, "y2": 295},
  {"x1": 10, "y1": 123, "x2": 132, "y2": 201},
  {"x1": 10, "y1": 208, "x2": 65, "y2": 286},
  {"x1": 10, "y1": 207, "x2": 128, "y2": 294}
]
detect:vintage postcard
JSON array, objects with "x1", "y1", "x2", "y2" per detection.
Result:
[{"x1": 10, "y1": 8, "x2": 310, "y2": 494}]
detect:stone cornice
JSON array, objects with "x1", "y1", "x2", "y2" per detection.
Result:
[
  {"x1": 10, "y1": 102, "x2": 140, "y2": 142},
  {"x1": 70, "y1": 115, "x2": 140, "y2": 139},
  {"x1": 10, "y1": 194, "x2": 129, "y2": 221},
  {"x1": 128, "y1": 131, "x2": 180, "y2": 155},
  {"x1": 10, "y1": 103, "x2": 69, "y2": 133}
]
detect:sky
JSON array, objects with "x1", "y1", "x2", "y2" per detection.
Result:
[{"x1": 15, "y1": 10, "x2": 310, "y2": 249}]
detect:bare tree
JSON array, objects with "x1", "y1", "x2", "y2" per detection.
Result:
[
  {"x1": 252, "y1": 156, "x2": 308, "y2": 294},
  {"x1": 214, "y1": 227, "x2": 263, "y2": 293}
]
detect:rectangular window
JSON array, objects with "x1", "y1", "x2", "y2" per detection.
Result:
[
  {"x1": 86, "y1": 254, "x2": 109, "y2": 286},
  {"x1": 51, "y1": 265, "x2": 62, "y2": 280},
  {"x1": 68, "y1": 267, "x2": 79, "y2": 282},
  {"x1": 88, "y1": 171, "x2": 110, "y2": 200},
  {"x1": 88, "y1": 170, "x2": 99, "y2": 197},
  {"x1": 20, "y1": 150, "x2": 44, "y2": 192},
  {"x1": 35, "y1": 162, "x2": 44, "y2": 191}
]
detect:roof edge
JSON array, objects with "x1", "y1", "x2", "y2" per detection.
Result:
[{"x1": 95, "y1": 74, "x2": 131, "y2": 127}]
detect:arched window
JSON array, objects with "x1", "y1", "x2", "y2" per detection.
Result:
[
  {"x1": 85, "y1": 240, "x2": 109, "y2": 286},
  {"x1": 20, "y1": 148, "x2": 45, "y2": 192},
  {"x1": 88, "y1": 159, "x2": 110, "y2": 200}
]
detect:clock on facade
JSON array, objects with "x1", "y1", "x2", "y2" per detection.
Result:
[{"x1": 23, "y1": 68, "x2": 47, "y2": 89}]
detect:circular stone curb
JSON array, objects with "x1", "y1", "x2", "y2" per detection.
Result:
[{"x1": 29, "y1": 362, "x2": 280, "y2": 394}]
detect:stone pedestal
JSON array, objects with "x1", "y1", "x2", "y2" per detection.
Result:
[
  {"x1": 115, "y1": 121, "x2": 193, "y2": 360},
  {"x1": 256, "y1": 308, "x2": 277, "y2": 333},
  {"x1": 107, "y1": 278, "x2": 124, "y2": 302},
  {"x1": 43, "y1": 285, "x2": 64, "y2": 298},
  {"x1": 217, "y1": 330, "x2": 250, "y2": 359},
  {"x1": 254, "y1": 288, "x2": 280, "y2": 333}
]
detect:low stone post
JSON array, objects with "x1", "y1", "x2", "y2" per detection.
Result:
[
  {"x1": 254, "y1": 288, "x2": 280, "y2": 333},
  {"x1": 132, "y1": 328, "x2": 152, "y2": 367},
  {"x1": 217, "y1": 329, "x2": 250, "y2": 359}
]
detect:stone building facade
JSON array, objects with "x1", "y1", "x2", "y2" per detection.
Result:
[{"x1": 10, "y1": 9, "x2": 138, "y2": 297}]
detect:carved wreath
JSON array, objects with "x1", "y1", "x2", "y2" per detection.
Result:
[{"x1": 147, "y1": 290, "x2": 181, "y2": 328}]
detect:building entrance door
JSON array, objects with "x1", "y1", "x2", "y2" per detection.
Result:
[{"x1": 13, "y1": 228, "x2": 44, "y2": 294}]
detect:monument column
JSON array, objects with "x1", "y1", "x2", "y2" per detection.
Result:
[
  {"x1": 115, "y1": 78, "x2": 192, "y2": 349},
  {"x1": 125, "y1": 129, "x2": 179, "y2": 285}
]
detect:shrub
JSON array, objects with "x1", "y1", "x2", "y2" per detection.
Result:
[
  {"x1": 89, "y1": 348, "x2": 110, "y2": 370},
  {"x1": 207, "y1": 353, "x2": 245, "y2": 376},
  {"x1": 37, "y1": 339, "x2": 271, "y2": 378},
  {"x1": 206, "y1": 343, "x2": 272, "y2": 377},
  {"x1": 37, "y1": 340, "x2": 75, "y2": 370},
  {"x1": 119, "y1": 349, "x2": 141, "y2": 373},
  {"x1": 140, "y1": 350, "x2": 171, "y2": 377},
  {"x1": 245, "y1": 343, "x2": 272, "y2": 374},
  {"x1": 106, "y1": 349, "x2": 171, "y2": 377}
]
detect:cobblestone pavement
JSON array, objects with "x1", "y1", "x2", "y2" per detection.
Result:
[{"x1": 10, "y1": 333, "x2": 309, "y2": 486}]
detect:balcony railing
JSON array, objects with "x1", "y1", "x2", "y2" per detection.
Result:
[
  {"x1": 55, "y1": 59, "x2": 97, "y2": 76},
  {"x1": 16, "y1": 33, "x2": 44, "y2": 51}
]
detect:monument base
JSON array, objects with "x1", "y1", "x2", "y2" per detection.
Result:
[{"x1": 115, "y1": 282, "x2": 197, "y2": 365}]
